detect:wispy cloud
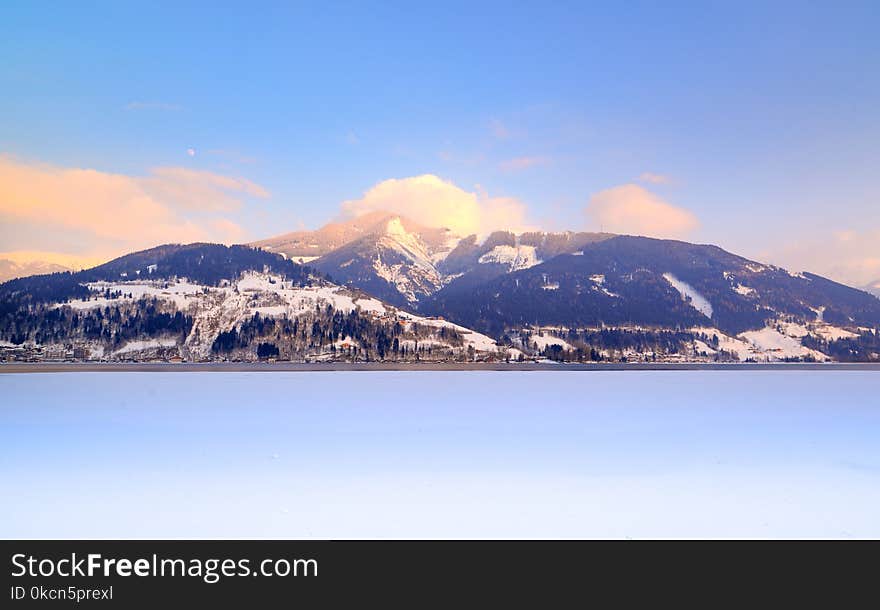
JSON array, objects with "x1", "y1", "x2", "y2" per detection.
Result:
[
  {"x1": 124, "y1": 101, "x2": 182, "y2": 112},
  {"x1": 498, "y1": 156, "x2": 550, "y2": 172},
  {"x1": 638, "y1": 172, "x2": 671, "y2": 185},
  {"x1": 488, "y1": 118, "x2": 510, "y2": 140}
]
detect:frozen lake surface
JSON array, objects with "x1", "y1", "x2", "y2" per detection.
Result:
[{"x1": 2, "y1": 371, "x2": 879, "y2": 538}]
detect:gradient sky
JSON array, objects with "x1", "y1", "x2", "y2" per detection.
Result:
[{"x1": 1, "y1": 1, "x2": 879, "y2": 285}]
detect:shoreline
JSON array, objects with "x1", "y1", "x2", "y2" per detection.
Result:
[{"x1": 2, "y1": 361, "x2": 880, "y2": 373}]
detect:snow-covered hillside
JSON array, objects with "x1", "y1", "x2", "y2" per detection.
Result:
[
  {"x1": 512, "y1": 316, "x2": 870, "y2": 363},
  {"x1": 46, "y1": 271, "x2": 512, "y2": 362}
]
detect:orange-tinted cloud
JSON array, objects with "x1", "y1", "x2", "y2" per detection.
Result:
[
  {"x1": 0, "y1": 155, "x2": 266, "y2": 264},
  {"x1": 341, "y1": 174, "x2": 530, "y2": 236},
  {"x1": 141, "y1": 167, "x2": 269, "y2": 212},
  {"x1": 585, "y1": 183, "x2": 699, "y2": 239}
]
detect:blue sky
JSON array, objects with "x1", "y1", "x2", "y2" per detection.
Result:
[{"x1": 1, "y1": 1, "x2": 878, "y2": 285}]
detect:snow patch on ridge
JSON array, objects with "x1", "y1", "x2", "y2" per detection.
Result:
[{"x1": 479, "y1": 245, "x2": 541, "y2": 271}]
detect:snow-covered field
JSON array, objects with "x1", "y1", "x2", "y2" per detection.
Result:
[{"x1": 2, "y1": 371, "x2": 879, "y2": 538}]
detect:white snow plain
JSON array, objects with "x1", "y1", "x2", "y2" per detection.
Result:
[{"x1": 3, "y1": 371, "x2": 879, "y2": 538}]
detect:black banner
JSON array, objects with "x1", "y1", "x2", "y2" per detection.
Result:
[{"x1": 0, "y1": 540, "x2": 874, "y2": 607}]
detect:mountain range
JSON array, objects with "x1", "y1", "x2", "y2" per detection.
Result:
[
  {"x1": 254, "y1": 212, "x2": 880, "y2": 332},
  {"x1": 2, "y1": 211, "x2": 879, "y2": 363},
  {"x1": 0, "y1": 258, "x2": 72, "y2": 284},
  {"x1": 253, "y1": 212, "x2": 616, "y2": 307}
]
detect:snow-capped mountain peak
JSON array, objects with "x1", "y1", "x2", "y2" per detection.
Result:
[
  {"x1": 378, "y1": 217, "x2": 435, "y2": 268},
  {"x1": 372, "y1": 223, "x2": 445, "y2": 304},
  {"x1": 384, "y1": 216, "x2": 407, "y2": 237},
  {"x1": 277, "y1": 213, "x2": 458, "y2": 306},
  {"x1": 254, "y1": 216, "x2": 621, "y2": 306}
]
